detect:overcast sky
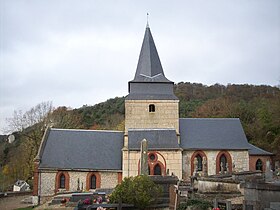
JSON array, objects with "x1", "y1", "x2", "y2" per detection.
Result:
[{"x1": 0, "y1": 0, "x2": 280, "y2": 134}]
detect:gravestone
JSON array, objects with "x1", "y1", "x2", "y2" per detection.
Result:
[
  {"x1": 225, "y1": 163, "x2": 229, "y2": 174},
  {"x1": 202, "y1": 156, "x2": 208, "y2": 177},
  {"x1": 265, "y1": 161, "x2": 273, "y2": 182},
  {"x1": 193, "y1": 157, "x2": 198, "y2": 176},
  {"x1": 140, "y1": 139, "x2": 148, "y2": 175},
  {"x1": 77, "y1": 178, "x2": 80, "y2": 191},
  {"x1": 220, "y1": 162, "x2": 224, "y2": 174}
]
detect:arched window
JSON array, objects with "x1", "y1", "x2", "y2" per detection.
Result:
[
  {"x1": 256, "y1": 159, "x2": 263, "y2": 171},
  {"x1": 148, "y1": 166, "x2": 151, "y2": 175},
  {"x1": 196, "y1": 154, "x2": 203, "y2": 171},
  {"x1": 154, "y1": 164, "x2": 162, "y2": 175},
  {"x1": 216, "y1": 151, "x2": 232, "y2": 174},
  {"x1": 191, "y1": 151, "x2": 208, "y2": 176},
  {"x1": 55, "y1": 171, "x2": 70, "y2": 192},
  {"x1": 59, "y1": 174, "x2": 65, "y2": 189},
  {"x1": 86, "y1": 172, "x2": 101, "y2": 191},
  {"x1": 90, "y1": 175, "x2": 96, "y2": 189},
  {"x1": 220, "y1": 154, "x2": 227, "y2": 172},
  {"x1": 149, "y1": 104, "x2": 155, "y2": 112}
]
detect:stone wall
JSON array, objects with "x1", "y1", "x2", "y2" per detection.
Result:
[
  {"x1": 125, "y1": 100, "x2": 179, "y2": 133},
  {"x1": 230, "y1": 150, "x2": 249, "y2": 172},
  {"x1": 101, "y1": 172, "x2": 119, "y2": 189},
  {"x1": 38, "y1": 170, "x2": 120, "y2": 196},
  {"x1": 160, "y1": 151, "x2": 182, "y2": 179},
  {"x1": 244, "y1": 182, "x2": 280, "y2": 210},
  {"x1": 40, "y1": 171, "x2": 56, "y2": 196},
  {"x1": 183, "y1": 150, "x2": 249, "y2": 179}
]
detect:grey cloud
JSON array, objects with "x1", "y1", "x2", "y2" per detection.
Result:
[{"x1": 0, "y1": 0, "x2": 279, "y2": 134}]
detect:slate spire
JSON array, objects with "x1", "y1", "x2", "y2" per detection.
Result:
[
  {"x1": 127, "y1": 25, "x2": 178, "y2": 100},
  {"x1": 132, "y1": 25, "x2": 171, "y2": 82}
]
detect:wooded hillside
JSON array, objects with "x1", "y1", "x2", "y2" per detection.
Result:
[{"x1": 0, "y1": 82, "x2": 279, "y2": 191}]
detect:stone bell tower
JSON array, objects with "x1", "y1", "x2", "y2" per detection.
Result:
[
  {"x1": 122, "y1": 24, "x2": 181, "y2": 178},
  {"x1": 124, "y1": 25, "x2": 179, "y2": 134}
]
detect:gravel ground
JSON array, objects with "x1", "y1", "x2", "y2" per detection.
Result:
[{"x1": 0, "y1": 195, "x2": 34, "y2": 210}]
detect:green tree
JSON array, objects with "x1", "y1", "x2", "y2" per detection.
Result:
[{"x1": 110, "y1": 175, "x2": 162, "y2": 210}]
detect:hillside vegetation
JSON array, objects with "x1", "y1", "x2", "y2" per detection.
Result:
[{"x1": 0, "y1": 82, "x2": 279, "y2": 191}]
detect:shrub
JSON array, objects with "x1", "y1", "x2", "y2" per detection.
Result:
[
  {"x1": 110, "y1": 175, "x2": 162, "y2": 210},
  {"x1": 177, "y1": 199, "x2": 213, "y2": 210}
]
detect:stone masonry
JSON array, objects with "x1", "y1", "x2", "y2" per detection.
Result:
[
  {"x1": 125, "y1": 100, "x2": 179, "y2": 133},
  {"x1": 39, "y1": 171, "x2": 120, "y2": 196},
  {"x1": 183, "y1": 150, "x2": 249, "y2": 178},
  {"x1": 122, "y1": 150, "x2": 182, "y2": 179}
]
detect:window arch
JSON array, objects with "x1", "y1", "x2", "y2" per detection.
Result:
[
  {"x1": 86, "y1": 172, "x2": 101, "y2": 191},
  {"x1": 216, "y1": 151, "x2": 232, "y2": 174},
  {"x1": 138, "y1": 152, "x2": 166, "y2": 176},
  {"x1": 256, "y1": 159, "x2": 263, "y2": 171},
  {"x1": 190, "y1": 151, "x2": 207, "y2": 176},
  {"x1": 55, "y1": 171, "x2": 70, "y2": 193},
  {"x1": 149, "y1": 104, "x2": 155, "y2": 112}
]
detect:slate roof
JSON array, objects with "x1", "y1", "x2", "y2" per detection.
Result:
[
  {"x1": 126, "y1": 83, "x2": 178, "y2": 100},
  {"x1": 132, "y1": 25, "x2": 170, "y2": 83},
  {"x1": 38, "y1": 128, "x2": 124, "y2": 170},
  {"x1": 128, "y1": 129, "x2": 180, "y2": 150},
  {"x1": 247, "y1": 143, "x2": 273, "y2": 156},
  {"x1": 127, "y1": 25, "x2": 178, "y2": 100},
  {"x1": 179, "y1": 118, "x2": 250, "y2": 150}
]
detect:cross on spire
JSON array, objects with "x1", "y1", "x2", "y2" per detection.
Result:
[{"x1": 146, "y1": 13, "x2": 149, "y2": 28}]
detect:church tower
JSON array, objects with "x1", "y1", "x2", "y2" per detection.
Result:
[
  {"x1": 123, "y1": 25, "x2": 181, "y2": 178},
  {"x1": 125, "y1": 25, "x2": 179, "y2": 133}
]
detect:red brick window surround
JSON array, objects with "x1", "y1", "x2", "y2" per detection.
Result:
[
  {"x1": 190, "y1": 151, "x2": 207, "y2": 175},
  {"x1": 138, "y1": 152, "x2": 166, "y2": 176},
  {"x1": 216, "y1": 151, "x2": 232, "y2": 174},
  {"x1": 255, "y1": 159, "x2": 263, "y2": 171},
  {"x1": 55, "y1": 171, "x2": 70, "y2": 193},
  {"x1": 86, "y1": 172, "x2": 101, "y2": 190}
]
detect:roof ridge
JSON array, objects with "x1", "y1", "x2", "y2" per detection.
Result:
[
  {"x1": 180, "y1": 118, "x2": 240, "y2": 120},
  {"x1": 128, "y1": 128, "x2": 176, "y2": 131},
  {"x1": 50, "y1": 128, "x2": 124, "y2": 133}
]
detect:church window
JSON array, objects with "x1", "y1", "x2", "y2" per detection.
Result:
[
  {"x1": 149, "y1": 104, "x2": 155, "y2": 112},
  {"x1": 220, "y1": 154, "x2": 227, "y2": 171},
  {"x1": 149, "y1": 153, "x2": 157, "y2": 161},
  {"x1": 216, "y1": 151, "x2": 232, "y2": 174},
  {"x1": 86, "y1": 172, "x2": 100, "y2": 190},
  {"x1": 256, "y1": 159, "x2": 263, "y2": 171},
  {"x1": 90, "y1": 175, "x2": 97, "y2": 189},
  {"x1": 59, "y1": 174, "x2": 65, "y2": 189},
  {"x1": 154, "y1": 164, "x2": 162, "y2": 175},
  {"x1": 196, "y1": 154, "x2": 203, "y2": 171}
]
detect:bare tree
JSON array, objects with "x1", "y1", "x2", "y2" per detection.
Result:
[{"x1": 5, "y1": 102, "x2": 53, "y2": 180}]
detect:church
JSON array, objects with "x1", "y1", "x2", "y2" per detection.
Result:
[{"x1": 33, "y1": 25, "x2": 273, "y2": 197}]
